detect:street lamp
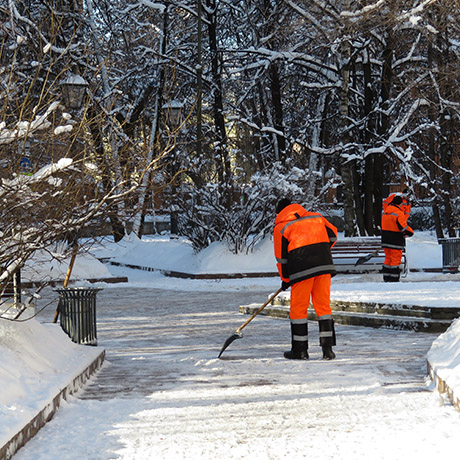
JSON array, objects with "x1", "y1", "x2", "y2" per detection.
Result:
[
  {"x1": 162, "y1": 100, "x2": 184, "y2": 238},
  {"x1": 51, "y1": 73, "x2": 89, "y2": 325},
  {"x1": 162, "y1": 100, "x2": 184, "y2": 130},
  {"x1": 61, "y1": 74, "x2": 88, "y2": 110}
]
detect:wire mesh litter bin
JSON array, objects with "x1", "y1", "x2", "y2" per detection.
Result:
[
  {"x1": 438, "y1": 238, "x2": 460, "y2": 273},
  {"x1": 55, "y1": 287, "x2": 102, "y2": 345}
]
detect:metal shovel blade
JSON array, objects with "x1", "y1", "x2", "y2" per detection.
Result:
[
  {"x1": 217, "y1": 287, "x2": 283, "y2": 359},
  {"x1": 355, "y1": 250, "x2": 379, "y2": 266},
  {"x1": 218, "y1": 332, "x2": 243, "y2": 358}
]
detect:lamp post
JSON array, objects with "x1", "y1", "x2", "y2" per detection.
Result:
[
  {"x1": 51, "y1": 73, "x2": 89, "y2": 324},
  {"x1": 162, "y1": 101, "x2": 184, "y2": 238}
]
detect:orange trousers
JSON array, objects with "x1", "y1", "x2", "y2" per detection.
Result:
[
  {"x1": 383, "y1": 248, "x2": 403, "y2": 268},
  {"x1": 290, "y1": 274, "x2": 332, "y2": 320}
]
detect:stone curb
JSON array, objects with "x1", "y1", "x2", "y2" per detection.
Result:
[
  {"x1": 103, "y1": 260, "x2": 442, "y2": 278},
  {"x1": 427, "y1": 361, "x2": 460, "y2": 412},
  {"x1": 0, "y1": 349, "x2": 106, "y2": 460},
  {"x1": 21, "y1": 276, "x2": 129, "y2": 288}
]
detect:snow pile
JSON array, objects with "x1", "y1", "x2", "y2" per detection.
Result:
[
  {"x1": 21, "y1": 248, "x2": 112, "y2": 282},
  {"x1": 90, "y1": 230, "x2": 441, "y2": 274},
  {"x1": 195, "y1": 237, "x2": 276, "y2": 273},
  {"x1": 92, "y1": 233, "x2": 198, "y2": 273},
  {"x1": 0, "y1": 306, "x2": 102, "y2": 447},
  {"x1": 13, "y1": 230, "x2": 444, "y2": 286},
  {"x1": 405, "y1": 231, "x2": 441, "y2": 269},
  {"x1": 427, "y1": 318, "x2": 460, "y2": 404}
]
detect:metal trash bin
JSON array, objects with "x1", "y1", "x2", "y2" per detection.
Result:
[
  {"x1": 55, "y1": 287, "x2": 102, "y2": 345},
  {"x1": 438, "y1": 238, "x2": 460, "y2": 273}
]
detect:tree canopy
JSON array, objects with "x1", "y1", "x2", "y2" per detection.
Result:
[{"x1": 1, "y1": 0, "x2": 459, "y2": 288}]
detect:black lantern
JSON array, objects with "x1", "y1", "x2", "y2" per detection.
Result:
[
  {"x1": 162, "y1": 100, "x2": 184, "y2": 129},
  {"x1": 61, "y1": 74, "x2": 88, "y2": 110}
]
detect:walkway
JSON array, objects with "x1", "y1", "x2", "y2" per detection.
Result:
[{"x1": 39, "y1": 287, "x2": 435, "y2": 399}]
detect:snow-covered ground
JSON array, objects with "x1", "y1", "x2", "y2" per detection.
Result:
[{"x1": 2, "y1": 231, "x2": 460, "y2": 459}]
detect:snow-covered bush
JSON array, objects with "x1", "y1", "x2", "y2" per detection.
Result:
[
  {"x1": 410, "y1": 206, "x2": 435, "y2": 231},
  {"x1": 179, "y1": 163, "x2": 331, "y2": 254}
]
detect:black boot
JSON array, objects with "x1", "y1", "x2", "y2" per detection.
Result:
[
  {"x1": 322, "y1": 346, "x2": 336, "y2": 360},
  {"x1": 383, "y1": 265, "x2": 400, "y2": 282},
  {"x1": 319, "y1": 316, "x2": 336, "y2": 360},
  {"x1": 284, "y1": 349, "x2": 308, "y2": 360},
  {"x1": 284, "y1": 319, "x2": 308, "y2": 360}
]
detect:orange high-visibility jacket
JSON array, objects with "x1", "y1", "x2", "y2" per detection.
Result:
[
  {"x1": 273, "y1": 204, "x2": 337, "y2": 284},
  {"x1": 381, "y1": 203, "x2": 414, "y2": 250},
  {"x1": 383, "y1": 193, "x2": 411, "y2": 216}
]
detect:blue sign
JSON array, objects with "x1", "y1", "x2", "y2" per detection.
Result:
[{"x1": 19, "y1": 156, "x2": 33, "y2": 175}]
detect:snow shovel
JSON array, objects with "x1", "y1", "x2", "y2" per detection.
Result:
[
  {"x1": 218, "y1": 287, "x2": 283, "y2": 358},
  {"x1": 354, "y1": 250, "x2": 380, "y2": 266}
]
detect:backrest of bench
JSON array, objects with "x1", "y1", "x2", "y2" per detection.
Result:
[{"x1": 332, "y1": 237, "x2": 382, "y2": 254}]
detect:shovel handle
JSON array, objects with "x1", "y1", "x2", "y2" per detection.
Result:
[
  {"x1": 235, "y1": 287, "x2": 283, "y2": 334},
  {"x1": 53, "y1": 243, "x2": 78, "y2": 324}
]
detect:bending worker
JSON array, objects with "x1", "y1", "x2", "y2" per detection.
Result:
[
  {"x1": 381, "y1": 195, "x2": 414, "y2": 282},
  {"x1": 383, "y1": 188, "x2": 411, "y2": 217},
  {"x1": 273, "y1": 198, "x2": 338, "y2": 360}
]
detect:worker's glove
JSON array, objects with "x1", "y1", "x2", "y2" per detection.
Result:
[
  {"x1": 403, "y1": 229, "x2": 414, "y2": 238},
  {"x1": 281, "y1": 280, "x2": 290, "y2": 291}
]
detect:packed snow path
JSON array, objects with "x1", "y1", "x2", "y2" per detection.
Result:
[{"x1": 14, "y1": 286, "x2": 460, "y2": 460}]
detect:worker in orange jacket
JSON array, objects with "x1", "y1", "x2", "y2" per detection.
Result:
[
  {"x1": 273, "y1": 198, "x2": 338, "y2": 360},
  {"x1": 381, "y1": 195, "x2": 414, "y2": 282}
]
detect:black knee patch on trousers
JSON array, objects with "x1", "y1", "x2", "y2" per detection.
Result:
[{"x1": 318, "y1": 318, "x2": 336, "y2": 347}]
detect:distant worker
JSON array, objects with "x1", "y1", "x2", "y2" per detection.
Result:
[
  {"x1": 383, "y1": 189, "x2": 411, "y2": 217},
  {"x1": 273, "y1": 198, "x2": 338, "y2": 360},
  {"x1": 381, "y1": 195, "x2": 414, "y2": 282}
]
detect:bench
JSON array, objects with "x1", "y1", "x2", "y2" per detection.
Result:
[
  {"x1": 332, "y1": 237, "x2": 406, "y2": 274},
  {"x1": 0, "y1": 269, "x2": 22, "y2": 308}
]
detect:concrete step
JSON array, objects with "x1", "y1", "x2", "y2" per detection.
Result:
[
  {"x1": 239, "y1": 299, "x2": 455, "y2": 334},
  {"x1": 271, "y1": 296, "x2": 460, "y2": 320},
  {"x1": 271, "y1": 297, "x2": 460, "y2": 320}
]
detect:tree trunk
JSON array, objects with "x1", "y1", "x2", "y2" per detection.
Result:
[
  {"x1": 440, "y1": 111, "x2": 455, "y2": 236},
  {"x1": 88, "y1": 105, "x2": 125, "y2": 242},
  {"x1": 205, "y1": 0, "x2": 231, "y2": 187},
  {"x1": 269, "y1": 61, "x2": 286, "y2": 162},
  {"x1": 436, "y1": 21, "x2": 456, "y2": 237},
  {"x1": 426, "y1": 24, "x2": 444, "y2": 239},
  {"x1": 338, "y1": 0, "x2": 355, "y2": 236},
  {"x1": 432, "y1": 203, "x2": 444, "y2": 240},
  {"x1": 352, "y1": 162, "x2": 366, "y2": 235},
  {"x1": 306, "y1": 92, "x2": 327, "y2": 202},
  {"x1": 374, "y1": 27, "x2": 394, "y2": 231},
  {"x1": 196, "y1": 0, "x2": 203, "y2": 160},
  {"x1": 132, "y1": 5, "x2": 168, "y2": 237},
  {"x1": 363, "y1": 55, "x2": 376, "y2": 235}
]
